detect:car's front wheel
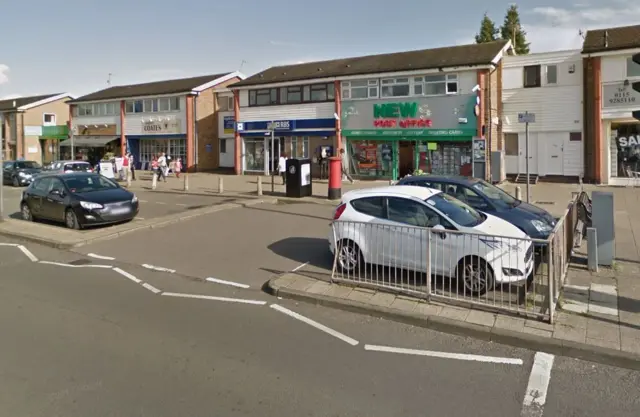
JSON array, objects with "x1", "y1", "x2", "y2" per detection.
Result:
[
  {"x1": 65, "y1": 209, "x2": 81, "y2": 230},
  {"x1": 336, "y1": 239, "x2": 363, "y2": 274},
  {"x1": 457, "y1": 256, "x2": 494, "y2": 295},
  {"x1": 21, "y1": 203, "x2": 34, "y2": 222}
]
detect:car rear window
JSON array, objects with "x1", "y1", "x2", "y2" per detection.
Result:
[
  {"x1": 350, "y1": 197, "x2": 385, "y2": 219},
  {"x1": 64, "y1": 163, "x2": 91, "y2": 172}
]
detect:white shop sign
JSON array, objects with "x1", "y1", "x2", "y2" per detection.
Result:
[{"x1": 141, "y1": 119, "x2": 181, "y2": 134}]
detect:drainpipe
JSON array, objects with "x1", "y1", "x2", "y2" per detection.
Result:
[
  {"x1": 193, "y1": 94, "x2": 199, "y2": 172},
  {"x1": 487, "y1": 70, "x2": 493, "y2": 181},
  {"x1": 20, "y1": 113, "x2": 25, "y2": 159}
]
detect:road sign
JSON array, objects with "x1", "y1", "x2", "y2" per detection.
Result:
[{"x1": 518, "y1": 112, "x2": 536, "y2": 123}]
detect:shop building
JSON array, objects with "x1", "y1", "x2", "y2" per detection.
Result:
[
  {"x1": 0, "y1": 93, "x2": 73, "y2": 163},
  {"x1": 230, "y1": 40, "x2": 512, "y2": 180},
  {"x1": 501, "y1": 50, "x2": 584, "y2": 180},
  {"x1": 68, "y1": 71, "x2": 244, "y2": 170},
  {"x1": 582, "y1": 24, "x2": 640, "y2": 184}
]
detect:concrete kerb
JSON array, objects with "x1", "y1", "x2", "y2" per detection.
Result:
[
  {"x1": 134, "y1": 188, "x2": 337, "y2": 206},
  {"x1": 265, "y1": 276, "x2": 640, "y2": 371},
  {"x1": 0, "y1": 199, "x2": 269, "y2": 249}
]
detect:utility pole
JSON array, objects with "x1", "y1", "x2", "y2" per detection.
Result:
[{"x1": 518, "y1": 112, "x2": 535, "y2": 203}]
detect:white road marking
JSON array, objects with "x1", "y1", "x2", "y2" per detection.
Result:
[
  {"x1": 134, "y1": 217, "x2": 145, "y2": 220},
  {"x1": 270, "y1": 304, "x2": 359, "y2": 346},
  {"x1": 38, "y1": 261, "x2": 112, "y2": 269},
  {"x1": 176, "y1": 203, "x2": 187, "y2": 206},
  {"x1": 364, "y1": 345, "x2": 524, "y2": 365},
  {"x1": 161, "y1": 292, "x2": 266, "y2": 305},
  {"x1": 0, "y1": 243, "x2": 19, "y2": 247},
  {"x1": 139, "y1": 200, "x2": 148, "y2": 203},
  {"x1": 521, "y1": 352, "x2": 555, "y2": 417},
  {"x1": 17, "y1": 245, "x2": 38, "y2": 262},
  {"x1": 206, "y1": 277, "x2": 250, "y2": 289},
  {"x1": 142, "y1": 282, "x2": 162, "y2": 294},
  {"x1": 142, "y1": 264, "x2": 176, "y2": 273},
  {"x1": 155, "y1": 202, "x2": 167, "y2": 205},
  {"x1": 87, "y1": 253, "x2": 115, "y2": 261},
  {"x1": 113, "y1": 267, "x2": 142, "y2": 284},
  {"x1": 291, "y1": 262, "x2": 309, "y2": 272}
]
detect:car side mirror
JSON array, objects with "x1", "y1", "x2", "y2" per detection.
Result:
[
  {"x1": 50, "y1": 189, "x2": 63, "y2": 197},
  {"x1": 431, "y1": 224, "x2": 446, "y2": 239}
]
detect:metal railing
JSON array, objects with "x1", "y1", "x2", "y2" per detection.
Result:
[{"x1": 330, "y1": 195, "x2": 580, "y2": 323}]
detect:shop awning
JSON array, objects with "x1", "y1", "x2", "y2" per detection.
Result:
[{"x1": 59, "y1": 136, "x2": 118, "y2": 147}]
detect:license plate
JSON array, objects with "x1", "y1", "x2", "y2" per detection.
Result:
[{"x1": 111, "y1": 207, "x2": 129, "y2": 215}]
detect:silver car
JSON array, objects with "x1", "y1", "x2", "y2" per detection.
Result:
[{"x1": 42, "y1": 160, "x2": 94, "y2": 174}]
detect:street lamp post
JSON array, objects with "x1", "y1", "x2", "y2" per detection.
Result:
[
  {"x1": 0, "y1": 130, "x2": 4, "y2": 221},
  {"x1": 265, "y1": 122, "x2": 275, "y2": 176}
]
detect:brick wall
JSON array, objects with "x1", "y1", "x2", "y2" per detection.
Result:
[
  {"x1": 196, "y1": 77, "x2": 242, "y2": 171},
  {"x1": 582, "y1": 57, "x2": 601, "y2": 182}
]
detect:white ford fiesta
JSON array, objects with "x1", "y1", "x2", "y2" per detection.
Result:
[{"x1": 329, "y1": 186, "x2": 534, "y2": 294}]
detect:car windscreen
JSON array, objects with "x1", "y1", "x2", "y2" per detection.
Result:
[
  {"x1": 425, "y1": 193, "x2": 484, "y2": 227},
  {"x1": 62, "y1": 175, "x2": 118, "y2": 193},
  {"x1": 470, "y1": 180, "x2": 517, "y2": 208},
  {"x1": 15, "y1": 161, "x2": 41, "y2": 169}
]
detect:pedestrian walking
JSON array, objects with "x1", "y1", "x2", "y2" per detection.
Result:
[
  {"x1": 174, "y1": 158, "x2": 182, "y2": 179},
  {"x1": 122, "y1": 152, "x2": 132, "y2": 187},
  {"x1": 339, "y1": 148, "x2": 354, "y2": 183},
  {"x1": 151, "y1": 156, "x2": 159, "y2": 190},
  {"x1": 278, "y1": 153, "x2": 287, "y2": 185},
  {"x1": 157, "y1": 152, "x2": 167, "y2": 182},
  {"x1": 129, "y1": 153, "x2": 136, "y2": 180}
]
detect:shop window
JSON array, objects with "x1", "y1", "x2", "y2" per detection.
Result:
[
  {"x1": 381, "y1": 78, "x2": 410, "y2": 97},
  {"x1": 351, "y1": 197, "x2": 385, "y2": 219},
  {"x1": 106, "y1": 102, "x2": 116, "y2": 115},
  {"x1": 158, "y1": 98, "x2": 170, "y2": 112},
  {"x1": 169, "y1": 97, "x2": 180, "y2": 111},
  {"x1": 217, "y1": 95, "x2": 233, "y2": 111},
  {"x1": 546, "y1": 65, "x2": 558, "y2": 85},
  {"x1": 505, "y1": 133, "x2": 519, "y2": 156},
  {"x1": 310, "y1": 84, "x2": 328, "y2": 101},
  {"x1": 626, "y1": 57, "x2": 640, "y2": 78},
  {"x1": 127, "y1": 100, "x2": 144, "y2": 113},
  {"x1": 341, "y1": 80, "x2": 378, "y2": 100},
  {"x1": 610, "y1": 123, "x2": 640, "y2": 178},
  {"x1": 523, "y1": 65, "x2": 541, "y2": 88},
  {"x1": 143, "y1": 99, "x2": 154, "y2": 113},
  {"x1": 290, "y1": 137, "x2": 310, "y2": 158},
  {"x1": 43, "y1": 113, "x2": 56, "y2": 125},
  {"x1": 286, "y1": 86, "x2": 302, "y2": 103},
  {"x1": 125, "y1": 101, "x2": 134, "y2": 113},
  {"x1": 244, "y1": 139, "x2": 265, "y2": 171},
  {"x1": 79, "y1": 104, "x2": 94, "y2": 116}
]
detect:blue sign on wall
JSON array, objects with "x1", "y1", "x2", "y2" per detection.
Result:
[
  {"x1": 223, "y1": 116, "x2": 235, "y2": 134},
  {"x1": 239, "y1": 118, "x2": 335, "y2": 133}
]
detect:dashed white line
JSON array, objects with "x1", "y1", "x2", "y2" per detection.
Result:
[
  {"x1": 0, "y1": 243, "x2": 19, "y2": 247},
  {"x1": 521, "y1": 352, "x2": 555, "y2": 417},
  {"x1": 139, "y1": 200, "x2": 149, "y2": 203},
  {"x1": 87, "y1": 253, "x2": 115, "y2": 261},
  {"x1": 206, "y1": 277, "x2": 250, "y2": 289},
  {"x1": 17, "y1": 245, "x2": 38, "y2": 262},
  {"x1": 155, "y1": 202, "x2": 167, "y2": 205},
  {"x1": 270, "y1": 304, "x2": 359, "y2": 346},
  {"x1": 142, "y1": 282, "x2": 162, "y2": 294},
  {"x1": 113, "y1": 267, "x2": 142, "y2": 284},
  {"x1": 364, "y1": 345, "x2": 524, "y2": 365},
  {"x1": 176, "y1": 203, "x2": 187, "y2": 206},
  {"x1": 38, "y1": 261, "x2": 112, "y2": 269},
  {"x1": 291, "y1": 262, "x2": 309, "y2": 272},
  {"x1": 142, "y1": 264, "x2": 176, "y2": 273},
  {"x1": 161, "y1": 292, "x2": 266, "y2": 305}
]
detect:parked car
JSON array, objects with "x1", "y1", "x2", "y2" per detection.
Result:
[
  {"x1": 396, "y1": 176, "x2": 557, "y2": 239},
  {"x1": 42, "y1": 160, "x2": 93, "y2": 175},
  {"x1": 20, "y1": 172, "x2": 138, "y2": 229},
  {"x1": 329, "y1": 186, "x2": 534, "y2": 294},
  {"x1": 2, "y1": 160, "x2": 43, "y2": 187}
]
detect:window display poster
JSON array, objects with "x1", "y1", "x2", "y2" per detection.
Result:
[
  {"x1": 612, "y1": 123, "x2": 640, "y2": 177},
  {"x1": 348, "y1": 141, "x2": 393, "y2": 177}
]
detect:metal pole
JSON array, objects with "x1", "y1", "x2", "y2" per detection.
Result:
[
  {"x1": 271, "y1": 125, "x2": 275, "y2": 175},
  {"x1": 525, "y1": 114, "x2": 530, "y2": 203},
  {"x1": 70, "y1": 127, "x2": 75, "y2": 160},
  {"x1": 0, "y1": 132, "x2": 4, "y2": 221}
]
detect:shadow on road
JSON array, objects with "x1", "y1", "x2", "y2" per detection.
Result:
[{"x1": 268, "y1": 237, "x2": 333, "y2": 270}]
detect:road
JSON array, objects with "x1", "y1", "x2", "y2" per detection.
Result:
[
  {"x1": 1, "y1": 183, "x2": 238, "y2": 223},
  {"x1": 1, "y1": 239, "x2": 639, "y2": 416}
]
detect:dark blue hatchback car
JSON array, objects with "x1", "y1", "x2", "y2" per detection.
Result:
[{"x1": 396, "y1": 175, "x2": 557, "y2": 239}]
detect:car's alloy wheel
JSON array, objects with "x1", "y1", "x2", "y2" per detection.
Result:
[
  {"x1": 460, "y1": 258, "x2": 494, "y2": 295},
  {"x1": 65, "y1": 209, "x2": 80, "y2": 230},
  {"x1": 337, "y1": 240, "x2": 361, "y2": 272},
  {"x1": 21, "y1": 204, "x2": 33, "y2": 221}
]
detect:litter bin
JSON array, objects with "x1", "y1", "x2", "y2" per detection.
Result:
[{"x1": 285, "y1": 158, "x2": 312, "y2": 198}]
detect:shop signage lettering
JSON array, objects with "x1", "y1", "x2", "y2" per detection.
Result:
[
  {"x1": 269, "y1": 121, "x2": 290, "y2": 130},
  {"x1": 609, "y1": 88, "x2": 636, "y2": 105},
  {"x1": 603, "y1": 83, "x2": 640, "y2": 108},
  {"x1": 373, "y1": 102, "x2": 432, "y2": 128},
  {"x1": 618, "y1": 135, "x2": 640, "y2": 147},
  {"x1": 142, "y1": 119, "x2": 180, "y2": 134}
]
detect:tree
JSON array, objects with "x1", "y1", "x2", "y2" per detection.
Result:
[
  {"x1": 475, "y1": 13, "x2": 499, "y2": 44},
  {"x1": 500, "y1": 5, "x2": 530, "y2": 54}
]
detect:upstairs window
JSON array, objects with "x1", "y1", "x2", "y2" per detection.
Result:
[
  {"x1": 627, "y1": 57, "x2": 640, "y2": 78},
  {"x1": 523, "y1": 65, "x2": 541, "y2": 88},
  {"x1": 546, "y1": 65, "x2": 558, "y2": 85},
  {"x1": 249, "y1": 88, "x2": 278, "y2": 106},
  {"x1": 414, "y1": 74, "x2": 458, "y2": 96},
  {"x1": 341, "y1": 80, "x2": 378, "y2": 100},
  {"x1": 381, "y1": 77, "x2": 410, "y2": 97}
]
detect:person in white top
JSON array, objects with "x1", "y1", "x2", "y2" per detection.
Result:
[
  {"x1": 157, "y1": 152, "x2": 167, "y2": 182},
  {"x1": 277, "y1": 153, "x2": 287, "y2": 185}
]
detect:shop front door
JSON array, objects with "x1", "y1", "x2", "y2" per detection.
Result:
[
  {"x1": 518, "y1": 133, "x2": 538, "y2": 175},
  {"x1": 267, "y1": 137, "x2": 281, "y2": 173},
  {"x1": 398, "y1": 141, "x2": 414, "y2": 177}
]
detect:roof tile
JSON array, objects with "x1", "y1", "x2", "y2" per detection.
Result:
[
  {"x1": 582, "y1": 24, "x2": 640, "y2": 54},
  {"x1": 0, "y1": 93, "x2": 63, "y2": 112}
]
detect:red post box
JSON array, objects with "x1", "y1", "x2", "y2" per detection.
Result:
[{"x1": 328, "y1": 156, "x2": 342, "y2": 200}]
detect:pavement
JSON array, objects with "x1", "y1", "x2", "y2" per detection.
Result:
[{"x1": 2, "y1": 239, "x2": 640, "y2": 416}]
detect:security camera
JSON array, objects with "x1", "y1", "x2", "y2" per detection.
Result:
[{"x1": 471, "y1": 84, "x2": 480, "y2": 93}]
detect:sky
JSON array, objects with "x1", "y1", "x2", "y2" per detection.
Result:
[{"x1": 1, "y1": 0, "x2": 639, "y2": 99}]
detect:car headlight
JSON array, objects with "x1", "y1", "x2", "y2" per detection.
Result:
[
  {"x1": 131, "y1": 195, "x2": 138, "y2": 203},
  {"x1": 18, "y1": 172, "x2": 27, "y2": 177},
  {"x1": 531, "y1": 219, "x2": 553, "y2": 233},
  {"x1": 479, "y1": 237, "x2": 521, "y2": 252},
  {"x1": 80, "y1": 201, "x2": 103, "y2": 210}
]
